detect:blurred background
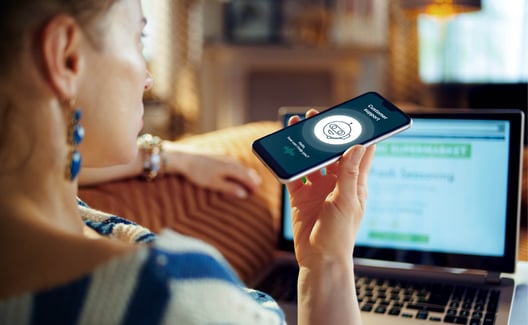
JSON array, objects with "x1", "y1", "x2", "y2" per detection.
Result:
[{"x1": 139, "y1": 0, "x2": 527, "y2": 141}]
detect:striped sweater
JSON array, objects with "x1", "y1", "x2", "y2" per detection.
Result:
[{"x1": 0, "y1": 201, "x2": 285, "y2": 324}]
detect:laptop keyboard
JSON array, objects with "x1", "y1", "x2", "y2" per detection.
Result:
[
  {"x1": 355, "y1": 273, "x2": 500, "y2": 324},
  {"x1": 255, "y1": 265, "x2": 500, "y2": 325}
]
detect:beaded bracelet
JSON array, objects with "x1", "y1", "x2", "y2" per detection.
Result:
[{"x1": 137, "y1": 133, "x2": 165, "y2": 181}]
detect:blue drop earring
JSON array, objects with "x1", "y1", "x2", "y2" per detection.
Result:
[{"x1": 66, "y1": 101, "x2": 84, "y2": 181}]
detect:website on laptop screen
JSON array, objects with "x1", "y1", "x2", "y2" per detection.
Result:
[
  {"x1": 357, "y1": 118, "x2": 510, "y2": 257},
  {"x1": 283, "y1": 118, "x2": 511, "y2": 257}
]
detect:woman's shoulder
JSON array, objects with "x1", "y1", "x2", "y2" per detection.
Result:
[{"x1": 0, "y1": 230, "x2": 285, "y2": 324}]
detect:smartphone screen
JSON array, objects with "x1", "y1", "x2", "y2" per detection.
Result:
[{"x1": 252, "y1": 92, "x2": 412, "y2": 183}]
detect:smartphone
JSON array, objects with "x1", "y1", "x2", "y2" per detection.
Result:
[{"x1": 252, "y1": 92, "x2": 412, "y2": 183}]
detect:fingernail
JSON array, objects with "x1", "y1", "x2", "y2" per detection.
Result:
[
  {"x1": 356, "y1": 145, "x2": 366, "y2": 156},
  {"x1": 249, "y1": 169, "x2": 262, "y2": 185},
  {"x1": 236, "y1": 188, "x2": 248, "y2": 199},
  {"x1": 350, "y1": 145, "x2": 366, "y2": 161}
]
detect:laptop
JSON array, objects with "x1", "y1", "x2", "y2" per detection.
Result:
[{"x1": 252, "y1": 108, "x2": 525, "y2": 325}]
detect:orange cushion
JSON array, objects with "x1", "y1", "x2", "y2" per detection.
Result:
[{"x1": 78, "y1": 121, "x2": 282, "y2": 283}]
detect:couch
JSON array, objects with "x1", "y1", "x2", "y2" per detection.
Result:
[
  {"x1": 79, "y1": 121, "x2": 283, "y2": 283},
  {"x1": 79, "y1": 121, "x2": 528, "y2": 285}
]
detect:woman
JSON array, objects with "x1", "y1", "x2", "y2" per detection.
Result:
[{"x1": 0, "y1": 0, "x2": 375, "y2": 324}]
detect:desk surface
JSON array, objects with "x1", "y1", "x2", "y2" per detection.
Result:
[{"x1": 509, "y1": 261, "x2": 528, "y2": 324}]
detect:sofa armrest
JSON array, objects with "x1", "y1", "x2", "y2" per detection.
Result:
[{"x1": 78, "y1": 121, "x2": 282, "y2": 283}]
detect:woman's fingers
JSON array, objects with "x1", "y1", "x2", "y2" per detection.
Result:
[{"x1": 356, "y1": 145, "x2": 376, "y2": 204}]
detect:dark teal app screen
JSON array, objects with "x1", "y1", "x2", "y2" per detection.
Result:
[{"x1": 257, "y1": 93, "x2": 409, "y2": 177}]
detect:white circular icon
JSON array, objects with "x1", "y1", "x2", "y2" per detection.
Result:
[{"x1": 313, "y1": 115, "x2": 362, "y2": 145}]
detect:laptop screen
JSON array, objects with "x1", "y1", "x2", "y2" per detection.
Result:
[
  {"x1": 279, "y1": 110, "x2": 524, "y2": 273},
  {"x1": 360, "y1": 118, "x2": 509, "y2": 256}
]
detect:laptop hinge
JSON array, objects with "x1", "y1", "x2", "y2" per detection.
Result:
[{"x1": 485, "y1": 271, "x2": 502, "y2": 285}]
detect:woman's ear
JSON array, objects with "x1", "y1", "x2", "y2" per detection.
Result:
[{"x1": 40, "y1": 15, "x2": 84, "y2": 100}]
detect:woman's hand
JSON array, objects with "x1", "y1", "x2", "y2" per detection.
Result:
[
  {"x1": 286, "y1": 109, "x2": 376, "y2": 265},
  {"x1": 163, "y1": 142, "x2": 262, "y2": 199},
  {"x1": 287, "y1": 109, "x2": 375, "y2": 324}
]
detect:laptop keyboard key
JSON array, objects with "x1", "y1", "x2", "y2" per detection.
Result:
[
  {"x1": 361, "y1": 304, "x2": 374, "y2": 312},
  {"x1": 483, "y1": 313, "x2": 495, "y2": 324},
  {"x1": 407, "y1": 303, "x2": 445, "y2": 313},
  {"x1": 388, "y1": 307, "x2": 401, "y2": 316},
  {"x1": 444, "y1": 315, "x2": 469, "y2": 324},
  {"x1": 416, "y1": 311, "x2": 429, "y2": 319}
]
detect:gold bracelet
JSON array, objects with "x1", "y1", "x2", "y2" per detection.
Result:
[{"x1": 137, "y1": 133, "x2": 164, "y2": 181}]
